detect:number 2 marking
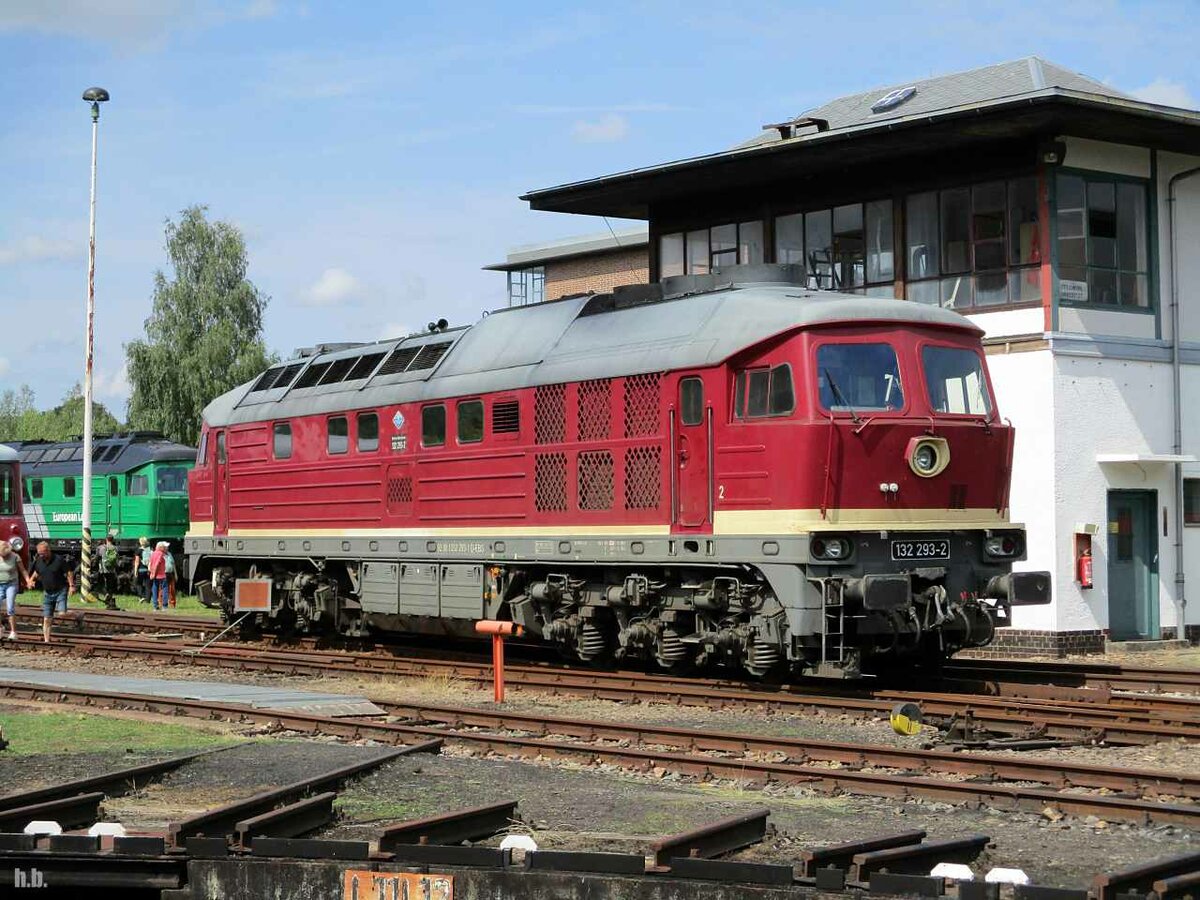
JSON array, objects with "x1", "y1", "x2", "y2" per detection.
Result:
[{"x1": 718, "y1": 484, "x2": 725, "y2": 500}]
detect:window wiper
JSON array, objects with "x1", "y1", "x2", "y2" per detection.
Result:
[{"x1": 823, "y1": 368, "x2": 861, "y2": 424}]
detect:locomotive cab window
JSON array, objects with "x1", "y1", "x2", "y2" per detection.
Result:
[
  {"x1": 129, "y1": 474, "x2": 149, "y2": 496},
  {"x1": 0, "y1": 468, "x2": 13, "y2": 515},
  {"x1": 734, "y1": 364, "x2": 794, "y2": 419},
  {"x1": 816, "y1": 344, "x2": 904, "y2": 413},
  {"x1": 273, "y1": 422, "x2": 292, "y2": 459},
  {"x1": 457, "y1": 399, "x2": 484, "y2": 444},
  {"x1": 680, "y1": 378, "x2": 704, "y2": 425},
  {"x1": 197, "y1": 432, "x2": 208, "y2": 465},
  {"x1": 357, "y1": 413, "x2": 379, "y2": 452},
  {"x1": 216, "y1": 433, "x2": 226, "y2": 465},
  {"x1": 156, "y1": 467, "x2": 189, "y2": 494},
  {"x1": 922, "y1": 346, "x2": 993, "y2": 416},
  {"x1": 327, "y1": 416, "x2": 349, "y2": 455},
  {"x1": 422, "y1": 405, "x2": 446, "y2": 447}
]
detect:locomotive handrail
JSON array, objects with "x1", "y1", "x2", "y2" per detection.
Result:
[{"x1": 820, "y1": 412, "x2": 835, "y2": 520}]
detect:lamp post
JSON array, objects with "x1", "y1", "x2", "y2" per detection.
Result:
[{"x1": 80, "y1": 86, "x2": 109, "y2": 606}]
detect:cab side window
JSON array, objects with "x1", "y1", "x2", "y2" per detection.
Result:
[
  {"x1": 422, "y1": 405, "x2": 446, "y2": 447},
  {"x1": 733, "y1": 364, "x2": 794, "y2": 419},
  {"x1": 327, "y1": 416, "x2": 348, "y2": 455},
  {"x1": 457, "y1": 400, "x2": 483, "y2": 444},
  {"x1": 273, "y1": 422, "x2": 292, "y2": 459}
]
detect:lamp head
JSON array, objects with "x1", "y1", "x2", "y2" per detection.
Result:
[{"x1": 82, "y1": 87, "x2": 110, "y2": 103}]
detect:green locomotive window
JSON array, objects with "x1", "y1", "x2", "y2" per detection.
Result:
[
  {"x1": 457, "y1": 400, "x2": 483, "y2": 444},
  {"x1": 29, "y1": 478, "x2": 43, "y2": 500},
  {"x1": 327, "y1": 417, "x2": 349, "y2": 455},
  {"x1": 63, "y1": 477, "x2": 76, "y2": 498},
  {"x1": 680, "y1": 378, "x2": 704, "y2": 426},
  {"x1": 156, "y1": 467, "x2": 189, "y2": 494},
  {"x1": 273, "y1": 422, "x2": 292, "y2": 459},
  {"x1": 357, "y1": 413, "x2": 379, "y2": 452},
  {"x1": 817, "y1": 343, "x2": 905, "y2": 413},
  {"x1": 422, "y1": 405, "x2": 446, "y2": 447},
  {"x1": 109, "y1": 477, "x2": 118, "y2": 495},
  {"x1": 129, "y1": 475, "x2": 148, "y2": 496}
]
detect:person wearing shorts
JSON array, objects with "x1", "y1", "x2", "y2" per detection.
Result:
[
  {"x1": 28, "y1": 542, "x2": 74, "y2": 643},
  {"x1": 0, "y1": 540, "x2": 32, "y2": 641}
]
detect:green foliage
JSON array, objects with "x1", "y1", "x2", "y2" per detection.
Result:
[
  {"x1": 0, "y1": 383, "x2": 123, "y2": 442},
  {"x1": 0, "y1": 710, "x2": 237, "y2": 755},
  {"x1": 126, "y1": 205, "x2": 275, "y2": 446}
]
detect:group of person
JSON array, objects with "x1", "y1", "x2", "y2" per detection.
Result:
[{"x1": 0, "y1": 536, "x2": 178, "y2": 645}]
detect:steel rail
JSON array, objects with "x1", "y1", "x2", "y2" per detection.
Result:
[
  {"x1": 11, "y1": 634, "x2": 1200, "y2": 746},
  {"x1": 0, "y1": 679, "x2": 1196, "y2": 828}
]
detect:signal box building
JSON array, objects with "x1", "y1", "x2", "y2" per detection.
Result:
[
  {"x1": 513, "y1": 58, "x2": 1200, "y2": 653},
  {"x1": 485, "y1": 226, "x2": 649, "y2": 306}
]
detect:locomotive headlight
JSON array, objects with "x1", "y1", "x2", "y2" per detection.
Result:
[
  {"x1": 907, "y1": 436, "x2": 950, "y2": 478},
  {"x1": 8, "y1": 536, "x2": 23, "y2": 552},
  {"x1": 811, "y1": 536, "x2": 853, "y2": 561},
  {"x1": 984, "y1": 531, "x2": 1024, "y2": 559}
]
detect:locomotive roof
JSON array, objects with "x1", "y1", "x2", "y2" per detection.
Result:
[
  {"x1": 0, "y1": 445, "x2": 16, "y2": 464},
  {"x1": 203, "y1": 266, "x2": 983, "y2": 428},
  {"x1": 5, "y1": 433, "x2": 196, "y2": 477}
]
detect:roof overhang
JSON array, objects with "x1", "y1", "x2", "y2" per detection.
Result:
[
  {"x1": 483, "y1": 227, "x2": 649, "y2": 271},
  {"x1": 1096, "y1": 453, "x2": 1198, "y2": 464},
  {"x1": 523, "y1": 90, "x2": 1200, "y2": 219}
]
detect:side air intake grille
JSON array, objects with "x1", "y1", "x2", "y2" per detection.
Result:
[
  {"x1": 407, "y1": 341, "x2": 451, "y2": 372},
  {"x1": 293, "y1": 362, "x2": 331, "y2": 389}
]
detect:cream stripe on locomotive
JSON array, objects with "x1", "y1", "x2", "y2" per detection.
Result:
[{"x1": 188, "y1": 506, "x2": 1014, "y2": 541}]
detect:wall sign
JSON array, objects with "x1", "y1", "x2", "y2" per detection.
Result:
[{"x1": 1059, "y1": 279, "x2": 1088, "y2": 302}]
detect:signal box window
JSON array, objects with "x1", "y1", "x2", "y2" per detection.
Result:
[
  {"x1": 457, "y1": 400, "x2": 484, "y2": 444},
  {"x1": 30, "y1": 479, "x2": 43, "y2": 500},
  {"x1": 129, "y1": 474, "x2": 149, "y2": 496},
  {"x1": 327, "y1": 417, "x2": 349, "y2": 455},
  {"x1": 923, "y1": 346, "x2": 992, "y2": 416},
  {"x1": 816, "y1": 344, "x2": 904, "y2": 413},
  {"x1": 680, "y1": 378, "x2": 704, "y2": 426},
  {"x1": 273, "y1": 422, "x2": 292, "y2": 459},
  {"x1": 422, "y1": 405, "x2": 446, "y2": 447},
  {"x1": 358, "y1": 413, "x2": 379, "y2": 452},
  {"x1": 63, "y1": 477, "x2": 76, "y2": 498},
  {"x1": 734, "y1": 364, "x2": 794, "y2": 419},
  {"x1": 1185, "y1": 479, "x2": 1200, "y2": 526}
]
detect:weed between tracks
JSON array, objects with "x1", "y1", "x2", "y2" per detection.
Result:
[{"x1": 0, "y1": 709, "x2": 238, "y2": 755}]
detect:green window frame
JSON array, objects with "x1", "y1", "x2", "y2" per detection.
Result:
[{"x1": 1054, "y1": 169, "x2": 1153, "y2": 312}]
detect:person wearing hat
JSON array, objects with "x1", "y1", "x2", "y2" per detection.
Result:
[{"x1": 148, "y1": 541, "x2": 169, "y2": 611}]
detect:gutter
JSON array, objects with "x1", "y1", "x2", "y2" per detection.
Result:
[{"x1": 1167, "y1": 164, "x2": 1200, "y2": 638}]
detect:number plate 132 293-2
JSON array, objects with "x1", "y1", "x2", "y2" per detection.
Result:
[{"x1": 890, "y1": 539, "x2": 950, "y2": 562}]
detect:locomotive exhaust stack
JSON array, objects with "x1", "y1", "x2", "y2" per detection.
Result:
[{"x1": 185, "y1": 264, "x2": 1050, "y2": 679}]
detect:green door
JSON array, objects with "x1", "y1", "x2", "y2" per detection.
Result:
[
  {"x1": 1106, "y1": 490, "x2": 1159, "y2": 641},
  {"x1": 106, "y1": 476, "x2": 121, "y2": 538}
]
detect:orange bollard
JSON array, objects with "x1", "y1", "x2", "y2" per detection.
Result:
[{"x1": 474, "y1": 620, "x2": 523, "y2": 703}]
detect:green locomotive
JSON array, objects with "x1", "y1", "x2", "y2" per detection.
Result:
[{"x1": 7, "y1": 432, "x2": 195, "y2": 585}]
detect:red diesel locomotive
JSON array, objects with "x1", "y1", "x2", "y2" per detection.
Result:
[
  {"x1": 0, "y1": 444, "x2": 29, "y2": 566},
  {"x1": 186, "y1": 265, "x2": 1049, "y2": 677}
]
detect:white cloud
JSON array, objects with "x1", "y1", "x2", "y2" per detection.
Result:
[
  {"x1": 93, "y1": 363, "x2": 130, "y2": 405},
  {"x1": 0, "y1": 236, "x2": 77, "y2": 266},
  {"x1": 1130, "y1": 78, "x2": 1197, "y2": 110},
  {"x1": 300, "y1": 267, "x2": 365, "y2": 307},
  {"x1": 0, "y1": 357, "x2": 9, "y2": 378},
  {"x1": 571, "y1": 113, "x2": 630, "y2": 144}
]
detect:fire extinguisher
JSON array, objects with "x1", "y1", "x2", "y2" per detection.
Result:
[{"x1": 1077, "y1": 547, "x2": 1093, "y2": 589}]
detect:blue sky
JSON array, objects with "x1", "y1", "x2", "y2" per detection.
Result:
[{"x1": 1, "y1": 0, "x2": 1196, "y2": 414}]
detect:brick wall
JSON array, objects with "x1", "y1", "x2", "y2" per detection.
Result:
[
  {"x1": 959, "y1": 628, "x2": 1107, "y2": 658},
  {"x1": 544, "y1": 247, "x2": 649, "y2": 301}
]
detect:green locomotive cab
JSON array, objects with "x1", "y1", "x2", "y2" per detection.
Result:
[{"x1": 8, "y1": 432, "x2": 195, "y2": 587}]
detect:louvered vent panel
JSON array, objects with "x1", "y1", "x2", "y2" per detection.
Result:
[
  {"x1": 250, "y1": 367, "x2": 283, "y2": 392},
  {"x1": 319, "y1": 357, "x2": 357, "y2": 385},
  {"x1": 272, "y1": 362, "x2": 306, "y2": 390},
  {"x1": 293, "y1": 362, "x2": 331, "y2": 389},
  {"x1": 624, "y1": 445, "x2": 662, "y2": 510},
  {"x1": 578, "y1": 450, "x2": 614, "y2": 510},
  {"x1": 492, "y1": 400, "x2": 520, "y2": 434},
  {"x1": 578, "y1": 379, "x2": 612, "y2": 442},
  {"x1": 407, "y1": 341, "x2": 451, "y2": 372},
  {"x1": 623, "y1": 373, "x2": 661, "y2": 437},
  {"x1": 346, "y1": 352, "x2": 387, "y2": 381},
  {"x1": 377, "y1": 345, "x2": 420, "y2": 377}
]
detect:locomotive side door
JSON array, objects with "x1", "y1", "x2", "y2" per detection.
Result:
[
  {"x1": 675, "y1": 375, "x2": 711, "y2": 528},
  {"x1": 213, "y1": 431, "x2": 229, "y2": 534}
]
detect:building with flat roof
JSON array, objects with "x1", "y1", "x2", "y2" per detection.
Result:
[
  {"x1": 510, "y1": 57, "x2": 1200, "y2": 653},
  {"x1": 484, "y1": 225, "x2": 648, "y2": 306}
]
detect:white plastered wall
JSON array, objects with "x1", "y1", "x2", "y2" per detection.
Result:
[{"x1": 985, "y1": 348, "x2": 1056, "y2": 630}]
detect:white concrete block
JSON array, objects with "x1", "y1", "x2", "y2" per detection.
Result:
[
  {"x1": 23, "y1": 820, "x2": 62, "y2": 835},
  {"x1": 930, "y1": 862, "x2": 975, "y2": 881}
]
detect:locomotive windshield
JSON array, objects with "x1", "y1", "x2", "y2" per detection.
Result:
[
  {"x1": 0, "y1": 465, "x2": 15, "y2": 515},
  {"x1": 816, "y1": 343, "x2": 905, "y2": 412},
  {"x1": 156, "y1": 466, "x2": 190, "y2": 494},
  {"x1": 922, "y1": 346, "x2": 992, "y2": 415}
]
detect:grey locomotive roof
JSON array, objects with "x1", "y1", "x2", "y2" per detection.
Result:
[
  {"x1": 0, "y1": 445, "x2": 16, "y2": 464},
  {"x1": 202, "y1": 267, "x2": 981, "y2": 429},
  {"x1": 736, "y1": 57, "x2": 1131, "y2": 150},
  {"x1": 6, "y1": 434, "x2": 195, "y2": 477}
]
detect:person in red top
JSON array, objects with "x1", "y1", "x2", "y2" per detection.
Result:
[{"x1": 148, "y1": 542, "x2": 168, "y2": 611}]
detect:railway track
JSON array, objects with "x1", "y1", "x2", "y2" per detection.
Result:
[
  {"x1": 18, "y1": 605, "x2": 1200, "y2": 697},
  {"x1": 0, "y1": 676, "x2": 1195, "y2": 828},
  {"x1": 5, "y1": 632, "x2": 1200, "y2": 746}
]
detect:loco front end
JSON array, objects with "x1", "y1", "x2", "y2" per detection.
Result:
[{"x1": 797, "y1": 329, "x2": 1050, "y2": 671}]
